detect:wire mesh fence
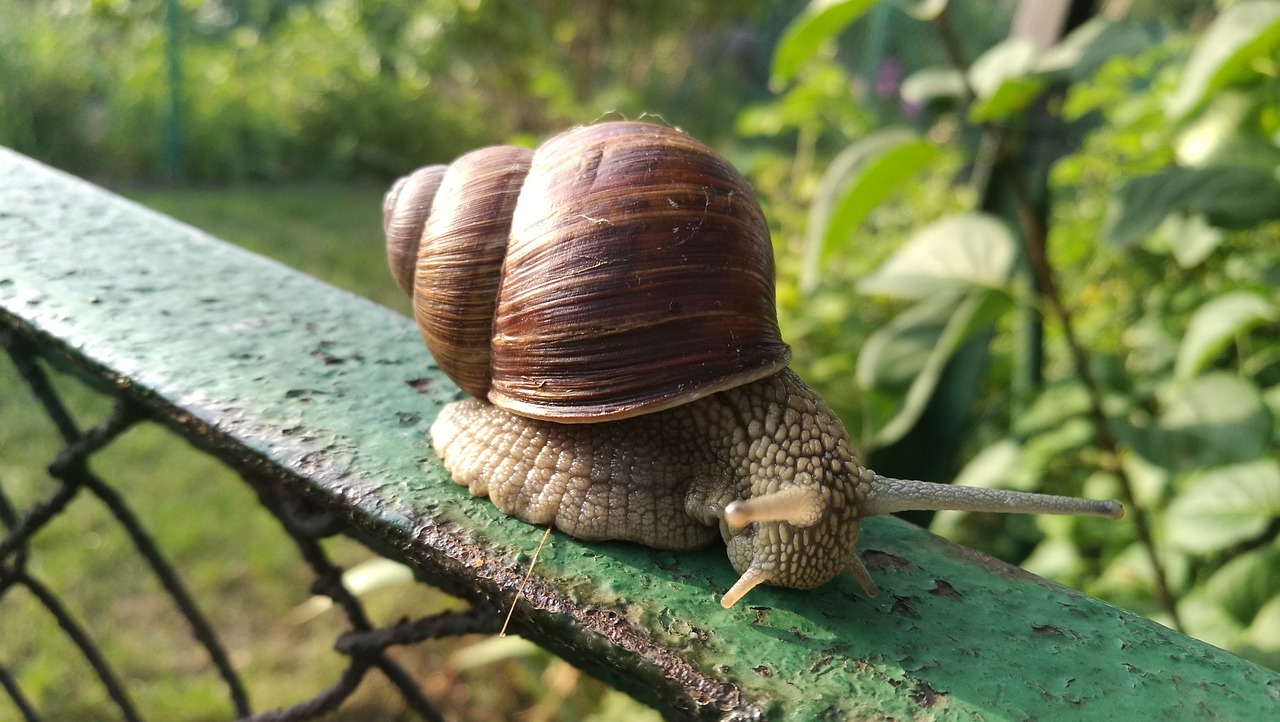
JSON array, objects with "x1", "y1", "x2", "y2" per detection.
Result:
[{"x1": 0, "y1": 330, "x2": 502, "y2": 721}]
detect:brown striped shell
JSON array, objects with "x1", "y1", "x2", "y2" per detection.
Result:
[{"x1": 382, "y1": 121, "x2": 791, "y2": 422}]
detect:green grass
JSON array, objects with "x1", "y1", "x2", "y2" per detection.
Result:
[
  {"x1": 0, "y1": 184, "x2": 661, "y2": 721},
  {"x1": 128, "y1": 184, "x2": 413, "y2": 314}
]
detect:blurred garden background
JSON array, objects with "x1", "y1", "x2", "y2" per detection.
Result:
[{"x1": 2, "y1": 0, "x2": 1279, "y2": 719}]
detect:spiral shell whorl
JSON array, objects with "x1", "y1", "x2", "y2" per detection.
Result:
[
  {"x1": 413, "y1": 146, "x2": 534, "y2": 399},
  {"x1": 383, "y1": 165, "x2": 446, "y2": 297},
  {"x1": 385, "y1": 121, "x2": 790, "y2": 422}
]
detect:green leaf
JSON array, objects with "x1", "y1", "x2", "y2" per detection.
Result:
[
  {"x1": 1119, "y1": 454, "x2": 1172, "y2": 508},
  {"x1": 858, "y1": 212, "x2": 1017, "y2": 299},
  {"x1": 1104, "y1": 166, "x2": 1280, "y2": 247},
  {"x1": 1143, "y1": 373, "x2": 1272, "y2": 470},
  {"x1": 1240, "y1": 595, "x2": 1280, "y2": 669},
  {"x1": 1177, "y1": 592, "x2": 1247, "y2": 651},
  {"x1": 1122, "y1": 315, "x2": 1180, "y2": 374},
  {"x1": 1021, "y1": 417, "x2": 1095, "y2": 466},
  {"x1": 857, "y1": 288, "x2": 960, "y2": 389},
  {"x1": 1204, "y1": 547, "x2": 1280, "y2": 624},
  {"x1": 1165, "y1": 460, "x2": 1280, "y2": 554},
  {"x1": 1018, "y1": 538, "x2": 1086, "y2": 582},
  {"x1": 951, "y1": 438, "x2": 1021, "y2": 489},
  {"x1": 1265, "y1": 384, "x2": 1280, "y2": 432},
  {"x1": 966, "y1": 38, "x2": 1046, "y2": 123},
  {"x1": 968, "y1": 76, "x2": 1047, "y2": 123},
  {"x1": 737, "y1": 62, "x2": 866, "y2": 138},
  {"x1": 1036, "y1": 17, "x2": 1153, "y2": 82},
  {"x1": 292, "y1": 557, "x2": 412, "y2": 622},
  {"x1": 1175, "y1": 292, "x2": 1277, "y2": 380},
  {"x1": 968, "y1": 38, "x2": 1038, "y2": 98},
  {"x1": 857, "y1": 287, "x2": 1010, "y2": 446},
  {"x1": 1174, "y1": 90, "x2": 1270, "y2": 167},
  {"x1": 801, "y1": 128, "x2": 938, "y2": 291},
  {"x1": 1183, "y1": 131, "x2": 1280, "y2": 174},
  {"x1": 1097, "y1": 542, "x2": 1193, "y2": 613},
  {"x1": 900, "y1": 66, "x2": 967, "y2": 108},
  {"x1": 892, "y1": 0, "x2": 948, "y2": 21},
  {"x1": 1152, "y1": 213, "x2": 1225, "y2": 269},
  {"x1": 1014, "y1": 381, "x2": 1091, "y2": 436},
  {"x1": 451, "y1": 635, "x2": 543, "y2": 669},
  {"x1": 1167, "y1": 0, "x2": 1280, "y2": 119},
  {"x1": 771, "y1": 0, "x2": 877, "y2": 90}
]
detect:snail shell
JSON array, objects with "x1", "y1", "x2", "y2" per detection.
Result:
[
  {"x1": 385, "y1": 121, "x2": 1123, "y2": 608},
  {"x1": 385, "y1": 122, "x2": 790, "y2": 420}
]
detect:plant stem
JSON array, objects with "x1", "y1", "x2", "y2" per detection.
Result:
[{"x1": 930, "y1": 6, "x2": 1183, "y2": 631}]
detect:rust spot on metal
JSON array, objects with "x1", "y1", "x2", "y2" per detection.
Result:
[
  {"x1": 910, "y1": 679, "x2": 946, "y2": 708},
  {"x1": 407, "y1": 378, "x2": 435, "y2": 393},
  {"x1": 311, "y1": 350, "x2": 345, "y2": 365},
  {"x1": 944, "y1": 543, "x2": 1062, "y2": 590},
  {"x1": 651, "y1": 550, "x2": 681, "y2": 572},
  {"x1": 889, "y1": 595, "x2": 920, "y2": 619},
  {"x1": 928, "y1": 579, "x2": 962, "y2": 599},
  {"x1": 863, "y1": 549, "x2": 910, "y2": 573},
  {"x1": 571, "y1": 607, "x2": 746, "y2": 714}
]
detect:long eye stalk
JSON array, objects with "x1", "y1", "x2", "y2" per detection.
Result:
[{"x1": 863, "y1": 476, "x2": 1124, "y2": 520}]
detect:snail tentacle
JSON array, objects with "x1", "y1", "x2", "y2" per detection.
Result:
[
  {"x1": 724, "y1": 482, "x2": 826, "y2": 529},
  {"x1": 845, "y1": 556, "x2": 879, "y2": 598},
  {"x1": 861, "y1": 476, "x2": 1126, "y2": 520},
  {"x1": 720, "y1": 564, "x2": 772, "y2": 609}
]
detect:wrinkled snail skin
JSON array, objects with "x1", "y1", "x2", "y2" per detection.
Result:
[
  {"x1": 430, "y1": 368, "x2": 871, "y2": 608},
  {"x1": 388, "y1": 121, "x2": 1125, "y2": 608}
]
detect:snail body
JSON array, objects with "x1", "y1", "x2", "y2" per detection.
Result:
[{"x1": 385, "y1": 121, "x2": 1123, "y2": 608}]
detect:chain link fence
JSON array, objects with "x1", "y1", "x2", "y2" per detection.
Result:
[{"x1": 0, "y1": 331, "x2": 504, "y2": 721}]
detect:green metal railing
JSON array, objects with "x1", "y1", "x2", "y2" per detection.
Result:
[{"x1": 3, "y1": 148, "x2": 1279, "y2": 720}]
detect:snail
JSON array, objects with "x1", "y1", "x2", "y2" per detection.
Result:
[{"x1": 383, "y1": 121, "x2": 1123, "y2": 608}]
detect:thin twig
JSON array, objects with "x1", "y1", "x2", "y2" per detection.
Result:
[
  {"x1": 930, "y1": 5, "x2": 1182, "y2": 630},
  {"x1": 999, "y1": 147, "x2": 1181, "y2": 631},
  {"x1": 503, "y1": 526, "x2": 553, "y2": 637}
]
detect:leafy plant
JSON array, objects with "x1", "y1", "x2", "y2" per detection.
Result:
[
  {"x1": 764, "y1": 0, "x2": 1280, "y2": 668},
  {"x1": 0, "y1": 0, "x2": 777, "y2": 182}
]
